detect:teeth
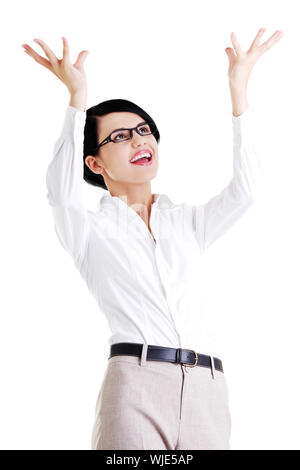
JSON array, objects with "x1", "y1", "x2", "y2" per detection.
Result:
[{"x1": 130, "y1": 152, "x2": 151, "y2": 163}]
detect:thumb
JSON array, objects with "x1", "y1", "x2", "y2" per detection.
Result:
[
  {"x1": 75, "y1": 50, "x2": 89, "y2": 68},
  {"x1": 225, "y1": 47, "x2": 235, "y2": 64}
]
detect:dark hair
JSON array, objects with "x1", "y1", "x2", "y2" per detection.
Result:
[{"x1": 83, "y1": 98, "x2": 160, "y2": 191}]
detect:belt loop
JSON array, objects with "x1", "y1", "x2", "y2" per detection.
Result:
[
  {"x1": 140, "y1": 342, "x2": 148, "y2": 367},
  {"x1": 176, "y1": 348, "x2": 182, "y2": 364},
  {"x1": 210, "y1": 355, "x2": 215, "y2": 379}
]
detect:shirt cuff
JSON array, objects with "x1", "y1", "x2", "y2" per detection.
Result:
[
  {"x1": 68, "y1": 104, "x2": 86, "y2": 114},
  {"x1": 231, "y1": 106, "x2": 255, "y2": 139},
  {"x1": 232, "y1": 106, "x2": 251, "y2": 120},
  {"x1": 61, "y1": 105, "x2": 87, "y2": 138}
]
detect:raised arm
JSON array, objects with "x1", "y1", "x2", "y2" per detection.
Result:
[
  {"x1": 46, "y1": 100, "x2": 90, "y2": 266},
  {"x1": 191, "y1": 27, "x2": 284, "y2": 252},
  {"x1": 192, "y1": 106, "x2": 263, "y2": 252},
  {"x1": 22, "y1": 37, "x2": 91, "y2": 266}
]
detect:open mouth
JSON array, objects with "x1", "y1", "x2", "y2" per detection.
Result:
[{"x1": 130, "y1": 154, "x2": 153, "y2": 166}]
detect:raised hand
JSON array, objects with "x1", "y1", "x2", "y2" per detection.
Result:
[
  {"x1": 22, "y1": 37, "x2": 89, "y2": 96},
  {"x1": 225, "y1": 27, "x2": 284, "y2": 89}
]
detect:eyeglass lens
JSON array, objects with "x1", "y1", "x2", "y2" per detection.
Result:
[{"x1": 111, "y1": 123, "x2": 153, "y2": 143}]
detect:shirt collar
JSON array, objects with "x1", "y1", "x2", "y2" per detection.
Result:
[{"x1": 98, "y1": 191, "x2": 173, "y2": 221}]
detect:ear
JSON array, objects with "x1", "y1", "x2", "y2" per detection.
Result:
[{"x1": 85, "y1": 155, "x2": 103, "y2": 175}]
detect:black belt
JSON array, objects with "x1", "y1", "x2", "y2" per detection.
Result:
[{"x1": 109, "y1": 342, "x2": 224, "y2": 373}]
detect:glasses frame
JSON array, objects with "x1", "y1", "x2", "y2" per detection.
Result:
[{"x1": 94, "y1": 120, "x2": 155, "y2": 153}]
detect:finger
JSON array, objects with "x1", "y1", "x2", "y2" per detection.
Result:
[
  {"x1": 249, "y1": 27, "x2": 267, "y2": 50},
  {"x1": 231, "y1": 32, "x2": 243, "y2": 56},
  {"x1": 33, "y1": 38, "x2": 58, "y2": 66},
  {"x1": 225, "y1": 47, "x2": 236, "y2": 63},
  {"x1": 259, "y1": 30, "x2": 284, "y2": 53},
  {"x1": 74, "y1": 50, "x2": 89, "y2": 69},
  {"x1": 61, "y1": 36, "x2": 71, "y2": 63},
  {"x1": 22, "y1": 44, "x2": 52, "y2": 70}
]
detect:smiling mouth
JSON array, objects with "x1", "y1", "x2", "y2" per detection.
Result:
[{"x1": 130, "y1": 154, "x2": 153, "y2": 166}]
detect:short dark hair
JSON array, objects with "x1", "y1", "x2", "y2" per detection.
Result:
[
  {"x1": 83, "y1": 113, "x2": 107, "y2": 190},
  {"x1": 83, "y1": 99, "x2": 160, "y2": 191}
]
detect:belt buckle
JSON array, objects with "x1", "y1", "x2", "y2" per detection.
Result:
[{"x1": 182, "y1": 349, "x2": 198, "y2": 368}]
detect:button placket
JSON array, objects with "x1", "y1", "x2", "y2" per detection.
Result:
[
  {"x1": 119, "y1": 196, "x2": 183, "y2": 350},
  {"x1": 149, "y1": 208, "x2": 182, "y2": 346},
  {"x1": 154, "y1": 245, "x2": 182, "y2": 348},
  {"x1": 131, "y1": 200, "x2": 158, "y2": 247}
]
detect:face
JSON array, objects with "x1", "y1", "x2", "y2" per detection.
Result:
[{"x1": 85, "y1": 111, "x2": 159, "y2": 190}]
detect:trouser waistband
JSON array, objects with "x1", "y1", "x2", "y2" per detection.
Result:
[{"x1": 109, "y1": 342, "x2": 224, "y2": 373}]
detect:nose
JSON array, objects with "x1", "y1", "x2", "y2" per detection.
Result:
[{"x1": 131, "y1": 129, "x2": 148, "y2": 147}]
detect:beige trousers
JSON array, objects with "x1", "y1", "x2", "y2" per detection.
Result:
[{"x1": 91, "y1": 343, "x2": 231, "y2": 450}]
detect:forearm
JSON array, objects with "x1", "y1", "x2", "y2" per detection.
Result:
[{"x1": 229, "y1": 83, "x2": 248, "y2": 117}]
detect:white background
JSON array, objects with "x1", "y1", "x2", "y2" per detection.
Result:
[{"x1": 1, "y1": 0, "x2": 299, "y2": 450}]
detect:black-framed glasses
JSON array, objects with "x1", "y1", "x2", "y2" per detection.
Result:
[{"x1": 94, "y1": 121, "x2": 156, "y2": 152}]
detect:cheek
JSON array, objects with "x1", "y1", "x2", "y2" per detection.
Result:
[
  {"x1": 151, "y1": 141, "x2": 158, "y2": 156},
  {"x1": 104, "y1": 150, "x2": 130, "y2": 175}
]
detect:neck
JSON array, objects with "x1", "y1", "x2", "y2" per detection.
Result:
[{"x1": 108, "y1": 182, "x2": 154, "y2": 225}]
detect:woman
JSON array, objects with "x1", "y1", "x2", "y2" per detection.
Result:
[{"x1": 22, "y1": 28, "x2": 283, "y2": 450}]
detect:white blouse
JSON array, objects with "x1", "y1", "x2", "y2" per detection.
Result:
[{"x1": 46, "y1": 105, "x2": 263, "y2": 359}]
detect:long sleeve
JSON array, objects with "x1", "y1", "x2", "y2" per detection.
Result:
[
  {"x1": 191, "y1": 107, "x2": 264, "y2": 252},
  {"x1": 46, "y1": 105, "x2": 91, "y2": 267}
]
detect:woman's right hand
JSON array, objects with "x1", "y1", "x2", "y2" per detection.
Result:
[{"x1": 22, "y1": 37, "x2": 89, "y2": 97}]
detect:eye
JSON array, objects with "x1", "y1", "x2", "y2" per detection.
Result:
[
  {"x1": 138, "y1": 124, "x2": 151, "y2": 134},
  {"x1": 115, "y1": 132, "x2": 126, "y2": 140}
]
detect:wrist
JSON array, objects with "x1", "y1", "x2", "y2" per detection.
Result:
[
  {"x1": 69, "y1": 91, "x2": 87, "y2": 112},
  {"x1": 229, "y1": 85, "x2": 248, "y2": 117}
]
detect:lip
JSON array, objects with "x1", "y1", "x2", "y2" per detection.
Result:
[
  {"x1": 130, "y1": 155, "x2": 153, "y2": 166},
  {"x1": 129, "y1": 148, "x2": 152, "y2": 162}
]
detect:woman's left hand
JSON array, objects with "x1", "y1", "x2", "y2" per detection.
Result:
[{"x1": 225, "y1": 27, "x2": 284, "y2": 89}]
